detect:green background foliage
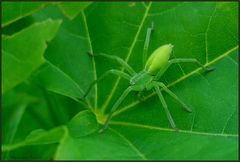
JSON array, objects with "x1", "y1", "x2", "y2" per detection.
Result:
[{"x1": 2, "y1": 2, "x2": 238, "y2": 160}]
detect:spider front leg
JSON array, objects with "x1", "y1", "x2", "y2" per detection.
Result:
[
  {"x1": 80, "y1": 69, "x2": 131, "y2": 100},
  {"x1": 87, "y1": 52, "x2": 136, "y2": 75},
  {"x1": 99, "y1": 86, "x2": 134, "y2": 133},
  {"x1": 143, "y1": 22, "x2": 154, "y2": 67}
]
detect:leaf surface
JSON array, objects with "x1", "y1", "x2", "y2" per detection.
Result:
[
  {"x1": 2, "y1": 2, "x2": 238, "y2": 160},
  {"x1": 30, "y1": 6, "x2": 97, "y2": 109}
]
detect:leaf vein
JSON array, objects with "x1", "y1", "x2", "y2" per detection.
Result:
[
  {"x1": 3, "y1": 49, "x2": 22, "y2": 62},
  {"x1": 227, "y1": 55, "x2": 238, "y2": 65},
  {"x1": 62, "y1": 28, "x2": 88, "y2": 40},
  {"x1": 221, "y1": 109, "x2": 237, "y2": 134},
  {"x1": 148, "y1": 3, "x2": 183, "y2": 17},
  {"x1": 109, "y1": 128, "x2": 147, "y2": 160},
  {"x1": 45, "y1": 61, "x2": 92, "y2": 108},
  {"x1": 205, "y1": 3, "x2": 217, "y2": 63}
]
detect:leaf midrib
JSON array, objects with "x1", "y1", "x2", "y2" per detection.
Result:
[
  {"x1": 110, "y1": 121, "x2": 238, "y2": 137},
  {"x1": 109, "y1": 128, "x2": 147, "y2": 160}
]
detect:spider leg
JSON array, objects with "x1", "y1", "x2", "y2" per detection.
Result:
[
  {"x1": 156, "y1": 82, "x2": 192, "y2": 112},
  {"x1": 99, "y1": 86, "x2": 133, "y2": 133},
  {"x1": 143, "y1": 21, "x2": 154, "y2": 67},
  {"x1": 87, "y1": 52, "x2": 136, "y2": 75},
  {"x1": 154, "y1": 84, "x2": 178, "y2": 130},
  {"x1": 169, "y1": 58, "x2": 215, "y2": 72},
  {"x1": 80, "y1": 69, "x2": 131, "y2": 100}
]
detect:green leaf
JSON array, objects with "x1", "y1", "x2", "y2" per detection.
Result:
[
  {"x1": 2, "y1": 19, "x2": 62, "y2": 93},
  {"x1": 2, "y1": 126, "x2": 67, "y2": 152},
  {"x1": 2, "y1": 2, "x2": 48, "y2": 27},
  {"x1": 58, "y1": 2, "x2": 92, "y2": 19},
  {"x1": 2, "y1": 83, "x2": 85, "y2": 159},
  {"x1": 2, "y1": 2, "x2": 238, "y2": 160},
  {"x1": 60, "y1": 2, "x2": 237, "y2": 159},
  {"x1": 29, "y1": 52, "x2": 238, "y2": 160},
  {"x1": 31, "y1": 6, "x2": 96, "y2": 109},
  {"x1": 3, "y1": 111, "x2": 145, "y2": 160}
]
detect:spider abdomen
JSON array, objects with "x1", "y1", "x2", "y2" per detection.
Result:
[{"x1": 145, "y1": 44, "x2": 173, "y2": 75}]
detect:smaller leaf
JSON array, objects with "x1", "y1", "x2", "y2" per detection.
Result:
[
  {"x1": 2, "y1": 126, "x2": 67, "y2": 152},
  {"x1": 26, "y1": 129, "x2": 46, "y2": 140},
  {"x1": 2, "y1": 19, "x2": 62, "y2": 94},
  {"x1": 67, "y1": 110, "x2": 99, "y2": 138}
]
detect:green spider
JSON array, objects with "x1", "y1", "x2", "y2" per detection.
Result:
[{"x1": 81, "y1": 22, "x2": 214, "y2": 133}]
